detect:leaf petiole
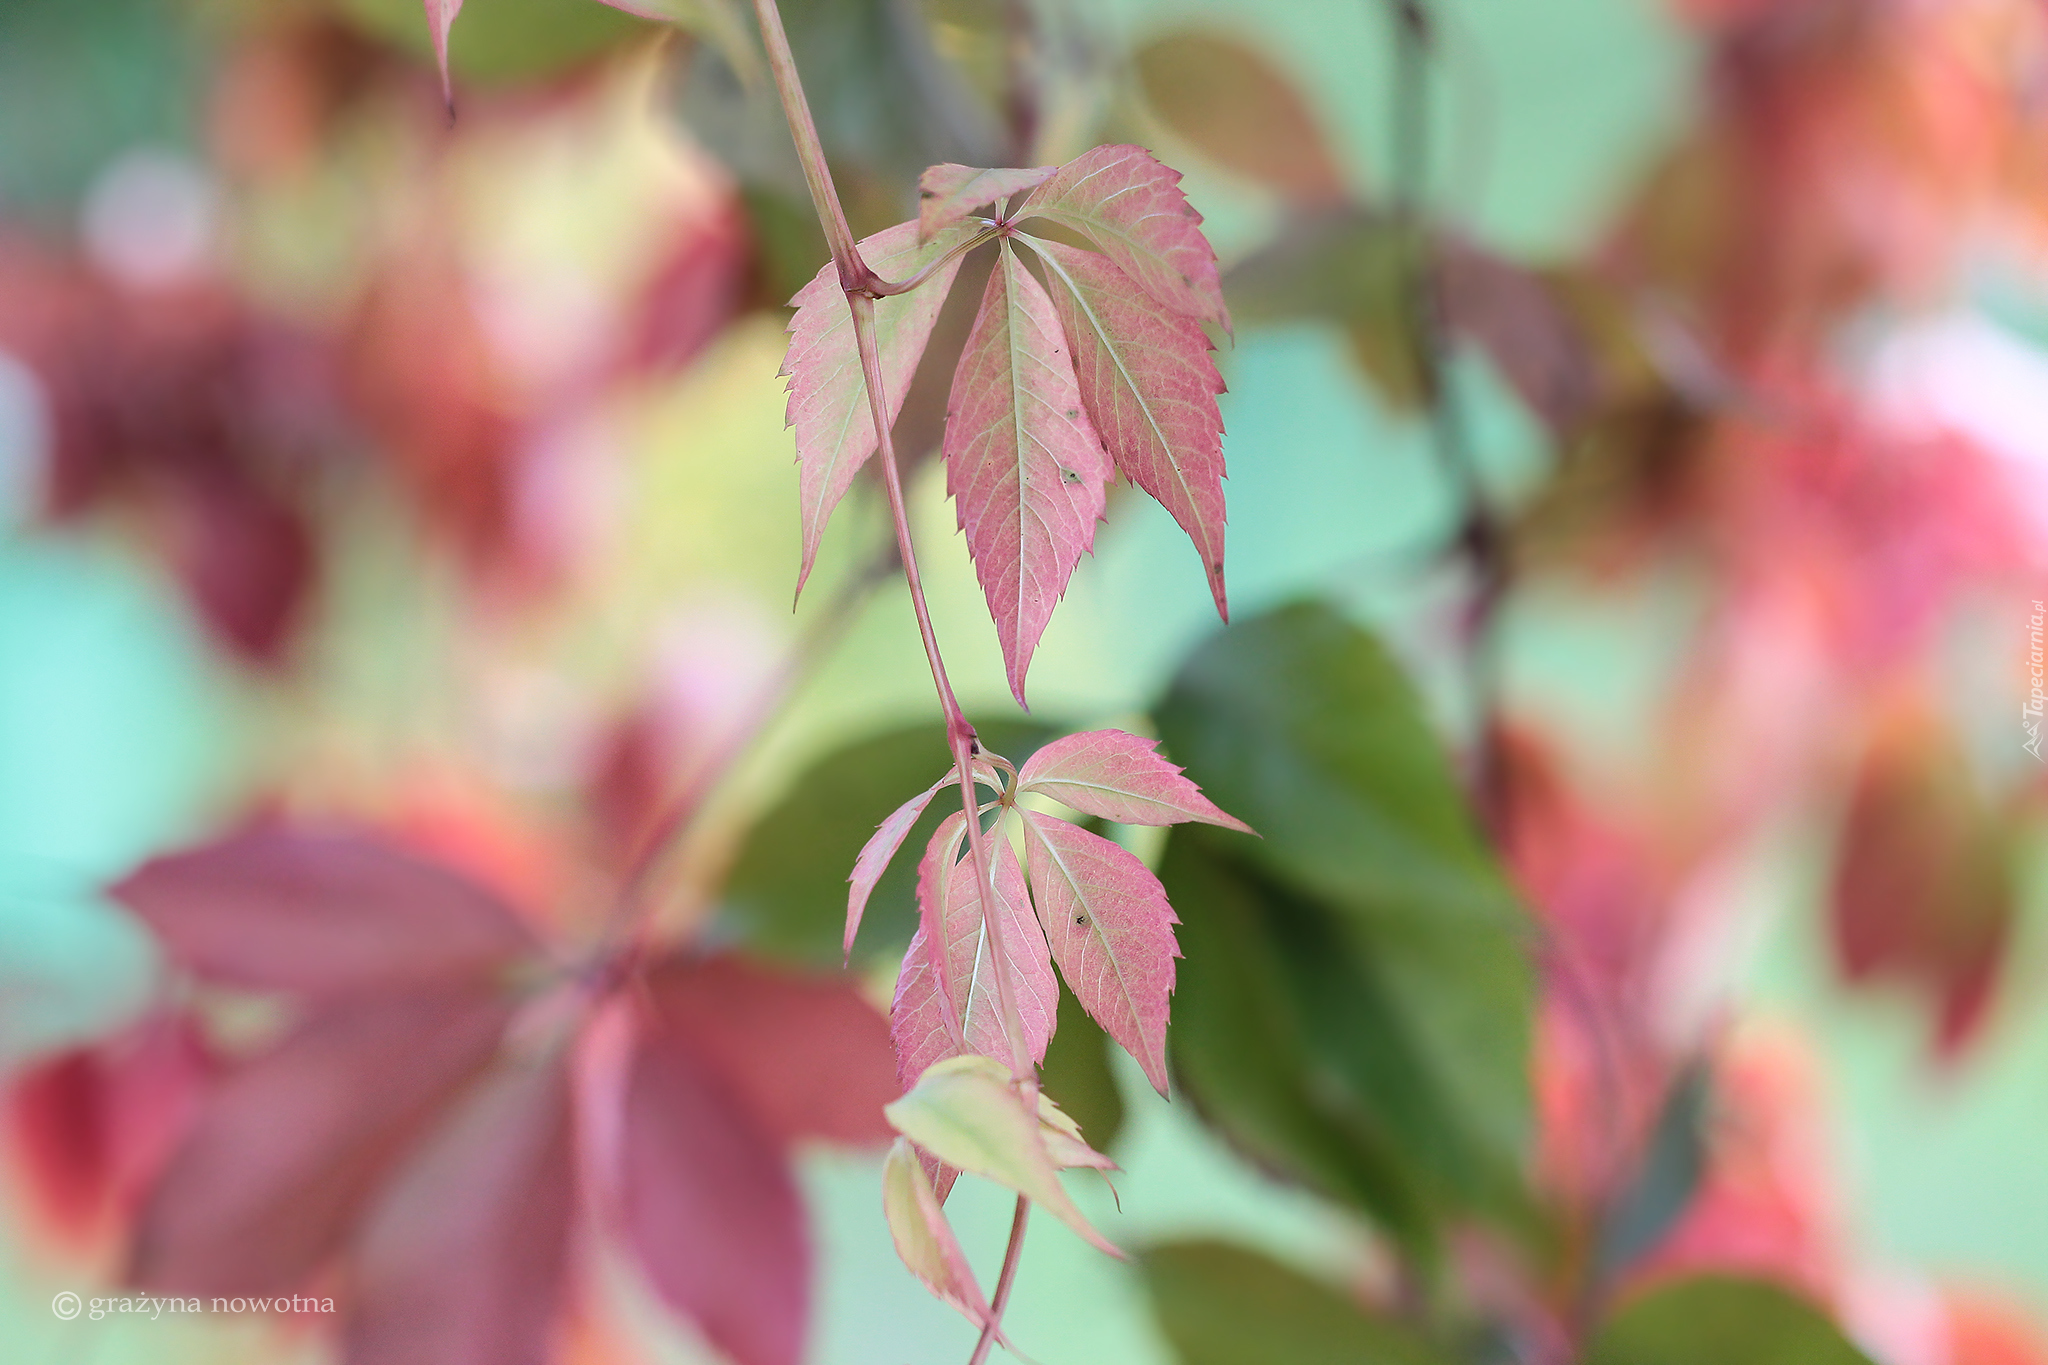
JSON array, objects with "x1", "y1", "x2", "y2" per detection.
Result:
[{"x1": 868, "y1": 224, "x2": 1005, "y2": 297}]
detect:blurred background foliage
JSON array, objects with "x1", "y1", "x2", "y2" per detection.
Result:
[{"x1": 2, "y1": 0, "x2": 2048, "y2": 1363}]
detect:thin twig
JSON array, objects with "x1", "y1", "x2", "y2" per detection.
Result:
[{"x1": 968, "y1": 1196, "x2": 1032, "y2": 1365}]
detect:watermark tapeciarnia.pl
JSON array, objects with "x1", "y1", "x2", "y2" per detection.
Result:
[{"x1": 2026, "y1": 600, "x2": 2044, "y2": 762}]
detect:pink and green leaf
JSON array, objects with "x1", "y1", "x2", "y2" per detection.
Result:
[
  {"x1": 1020, "y1": 235, "x2": 1231, "y2": 619},
  {"x1": 1017, "y1": 729, "x2": 1252, "y2": 831},
  {"x1": 944, "y1": 241, "x2": 1113, "y2": 706},
  {"x1": 880, "y1": 1136, "x2": 1002, "y2": 1333},
  {"x1": 784, "y1": 220, "x2": 979, "y2": 596},
  {"x1": 884, "y1": 1055, "x2": 1120, "y2": 1256},
  {"x1": 1016, "y1": 145, "x2": 1232, "y2": 332},
  {"x1": 918, "y1": 164, "x2": 1056, "y2": 242},
  {"x1": 1019, "y1": 811, "x2": 1180, "y2": 1096}
]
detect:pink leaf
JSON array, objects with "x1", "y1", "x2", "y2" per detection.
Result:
[
  {"x1": 344, "y1": 1053, "x2": 576, "y2": 1365},
  {"x1": 944, "y1": 241, "x2": 1113, "y2": 705},
  {"x1": 890, "y1": 813, "x2": 1057, "y2": 1095},
  {"x1": 113, "y1": 829, "x2": 539, "y2": 998},
  {"x1": 422, "y1": 0, "x2": 461, "y2": 107},
  {"x1": 918, "y1": 164, "x2": 1056, "y2": 242},
  {"x1": 1019, "y1": 812, "x2": 1180, "y2": 1096},
  {"x1": 1016, "y1": 145, "x2": 1231, "y2": 332},
  {"x1": 1016, "y1": 728, "x2": 1252, "y2": 831},
  {"x1": 641, "y1": 955, "x2": 898, "y2": 1148},
  {"x1": 131, "y1": 989, "x2": 512, "y2": 1296},
  {"x1": 1021, "y1": 234, "x2": 1231, "y2": 619},
  {"x1": 847, "y1": 774, "x2": 949, "y2": 961},
  {"x1": 621, "y1": 1025, "x2": 808, "y2": 1365},
  {"x1": 784, "y1": 220, "x2": 978, "y2": 597}
]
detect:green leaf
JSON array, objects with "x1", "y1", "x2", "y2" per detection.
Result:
[
  {"x1": 1160, "y1": 831, "x2": 1450, "y2": 1253},
  {"x1": 884, "y1": 1055, "x2": 1119, "y2": 1256},
  {"x1": 1142, "y1": 1239, "x2": 1455, "y2": 1365},
  {"x1": 719, "y1": 720, "x2": 1054, "y2": 967},
  {"x1": 1155, "y1": 603, "x2": 1518, "y2": 931},
  {"x1": 1152, "y1": 602, "x2": 1536, "y2": 1250},
  {"x1": 1594, "y1": 1061, "x2": 1709, "y2": 1283},
  {"x1": 1039, "y1": 986, "x2": 1126, "y2": 1154},
  {"x1": 1585, "y1": 1276, "x2": 1875, "y2": 1365}
]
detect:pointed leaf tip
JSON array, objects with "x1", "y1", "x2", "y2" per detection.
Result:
[
  {"x1": 846, "y1": 775, "x2": 949, "y2": 962},
  {"x1": 423, "y1": 0, "x2": 462, "y2": 107},
  {"x1": 881, "y1": 1137, "x2": 1002, "y2": 1332},
  {"x1": 1017, "y1": 729, "x2": 1252, "y2": 832}
]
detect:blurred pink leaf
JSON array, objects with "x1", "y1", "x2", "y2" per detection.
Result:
[
  {"x1": 345, "y1": 1053, "x2": 576, "y2": 1365},
  {"x1": 1019, "y1": 811, "x2": 1180, "y2": 1096},
  {"x1": 1017, "y1": 729, "x2": 1251, "y2": 831},
  {"x1": 114, "y1": 830, "x2": 539, "y2": 997},
  {"x1": 1016, "y1": 145, "x2": 1232, "y2": 333},
  {"x1": 1022, "y1": 235, "x2": 1231, "y2": 619},
  {"x1": 641, "y1": 955, "x2": 898, "y2": 1147},
  {"x1": 1436, "y1": 237, "x2": 1596, "y2": 433},
  {"x1": 891, "y1": 813, "x2": 1056, "y2": 1094},
  {"x1": 621, "y1": 1023, "x2": 808, "y2": 1365},
  {"x1": 131, "y1": 989, "x2": 512, "y2": 1296},
  {"x1": 783, "y1": 220, "x2": 977, "y2": 597},
  {"x1": 917, "y1": 163, "x2": 1055, "y2": 242},
  {"x1": 944, "y1": 241, "x2": 1112, "y2": 705}
]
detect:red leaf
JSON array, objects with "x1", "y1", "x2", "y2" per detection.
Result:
[
  {"x1": 1016, "y1": 145, "x2": 1231, "y2": 332},
  {"x1": 944, "y1": 241, "x2": 1112, "y2": 705},
  {"x1": 130, "y1": 989, "x2": 512, "y2": 1296},
  {"x1": 1016, "y1": 728, "x2": 1251, "y2": 831},
  {"x1": 846, "y1": 774, "x2": 948, "y2": 961},
  {"x1": 890, "y1": 813, "x2": 1056, "y2": 1094},
  {"x1": 1830, "y1": 705, "x2": 2016, "y2": 1055},
  {"x1": 1019, "y1": 811, "x2": 1180, "y2": 1096},
  {"x1": 783, "y1": 220, "x2": 978, "y2": 597},
  {"x1": 1435, "y1": 237, "x2": 1596, "y2": 433},
  {"x1": 620, "y1": 1023, "x2": 808, "y2": 1365},
  {"x1": 918, "y1": 163, "x2": 1056, "y2": 242},
  {"x1": 5, "y1": 1015, "x2": 212, "y2": 1244},
  {"x1": 1022, "y1": 235, "x2": 1231, "y2": 618},
  {"x1": 345, "y1": 1052, "x2": 576, "y2": 1365},
  {"x1": 641, "y1": 955, "x2": 898, "y2": 1148},
  {"x1": 114, "y1": 829, "x2": 539, "y2": 997}
]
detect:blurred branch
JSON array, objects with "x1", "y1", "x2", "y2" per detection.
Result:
[
  {"x1": 604, "y1": 541, "x2": 897, "y2": 953},
  {"x1": 1381, "y1": 0, "x2": 1511, "y2": 834}
]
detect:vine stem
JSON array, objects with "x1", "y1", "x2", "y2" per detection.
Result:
[
  {"x1": 968, "y1": 1196, "x2": 1031, "y2": 1365},
  {"x1": 748, "y1": 3, "x2": 1040, "y2": 1352}
]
